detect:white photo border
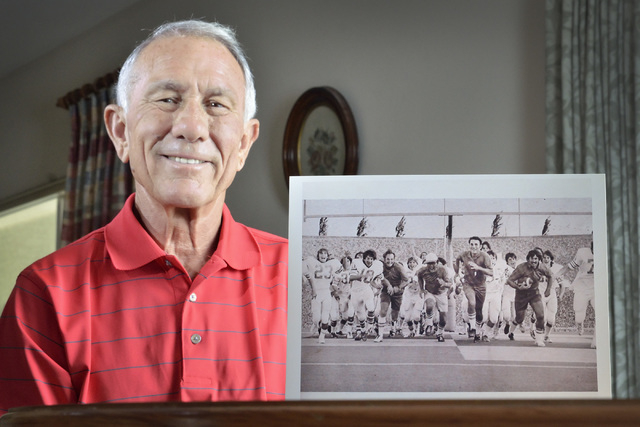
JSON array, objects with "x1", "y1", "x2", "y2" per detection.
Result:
[{"x1": 287, "y1": 174, "x2": 611, "y2": 400}]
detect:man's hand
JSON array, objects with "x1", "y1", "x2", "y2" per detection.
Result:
[
  {"x1": 437, "y1": 278, "x2": 450, "y2": 288},
  {"x1": 467, "y1": 261, "x2": 480, "y2": 271}
]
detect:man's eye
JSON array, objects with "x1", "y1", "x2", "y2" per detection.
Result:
[
  {"x1": 160, "y1": 98, "x2": 178, "y2": 104},
  {"x1": 206, "y1": 101, "x2": 226, "y2": 109}
]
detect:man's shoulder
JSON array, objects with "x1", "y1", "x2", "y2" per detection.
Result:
[
  {"x1": 18, "y1": 226, "x2": 108, "y2": 285},
  {"x1": 241, "y1": 224, "x2": 288, "y2": 246},
  {"x1": 416, "y1": 265, "x2": 429, "y2": 274},
  {"x1": 513, "y1": 262, "x2": 529, "y2": 273},
  {"x1": 386, "y1": 262, "x2": 403, "y2": 273},
  {"x1": 237, "y1": 224, "x2": 288, "y2": 268},
  {"x1": 436, "y1": 265, "x2": 448, "y2": 275},
  {"x1": 29, "y1": 227, "x2": 107, "y2": 269}
]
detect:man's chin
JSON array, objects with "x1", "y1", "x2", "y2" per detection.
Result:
[{"x1": 161, "y1": 192, "x2": 220, "y2": 211}]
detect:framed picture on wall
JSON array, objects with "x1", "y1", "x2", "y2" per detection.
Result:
[
  {"x1": 286, "y1": 174, "x2": 611, "y2": 400},
  {"x1": 282, "y1": 87, "x2": 359, "y2": 186}
]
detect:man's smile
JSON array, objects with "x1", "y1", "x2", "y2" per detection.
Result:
[{"x1": 166, "y1": 156, "x2": 208, "y2": 165}]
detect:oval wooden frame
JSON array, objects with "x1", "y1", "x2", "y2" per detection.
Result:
[{"x1": 282, "y1": 86, "x2": 358, "y2": 186}]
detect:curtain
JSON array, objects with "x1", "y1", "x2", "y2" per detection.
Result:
[
  {"x1": 546, "y1": 0, "x2": 640, "y2": 398},
  {"x1": 57, "y1": 72, "x2": 134, "y2": 246}
]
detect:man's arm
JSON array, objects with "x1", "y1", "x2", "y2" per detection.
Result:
[
  {"x1": 453, "y1": 255, "x2": 461, "y2": 274},
  {"x1": 393, "y1": 263, "x2": 412, "y2": 292},
  {"x1": 0, "y1": 274, "x2": 77, "y2": 416},
  {"x1": 506, "y1": 265, "x2": 525, "y2": 290},
  {"x1": 439, "y1": 268, "x2": 453, "y2": 289},
  {"x1": 467, "y1": 261, "x2": 493, "y2": 277},
  {"x1": 543, "y1": 266, "x2": 556, "y2": 298}
]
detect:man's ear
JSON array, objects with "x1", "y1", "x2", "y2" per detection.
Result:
[
  {"x1": 104, "y1": 104, "x2": 130, "y2": 163},
  {"x1": 236, "y1": 118, "x2": 260, "y2": 171}
]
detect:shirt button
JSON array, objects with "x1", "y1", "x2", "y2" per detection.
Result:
[
  {"x1": 190, "y1": 333, "x2": 202, "y2": 344},
  {"x1": 189, "y1": 293, "x2": 197, "y2": 302},
  {"x1": 165, "y1": 260, "x2": 172, "y2": 267}
]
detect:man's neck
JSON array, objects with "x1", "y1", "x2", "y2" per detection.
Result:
[{"x1": 133, "y1": 191, "x2": 224, "y2": 279}]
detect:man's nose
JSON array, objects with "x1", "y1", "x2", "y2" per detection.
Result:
[{"x1": 172, "y1": 99, "x2": 209, "y2": 142}]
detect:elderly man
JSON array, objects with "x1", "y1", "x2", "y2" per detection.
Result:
[{"x1": 0, "y1": 20, "x2": 288, "y2": 414}]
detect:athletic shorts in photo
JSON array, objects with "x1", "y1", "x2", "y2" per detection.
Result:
[{"x1": 424, "y1": 290, "x2": 448, "y2": 313}]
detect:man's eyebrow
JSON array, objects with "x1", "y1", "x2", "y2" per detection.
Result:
[
  {"x1": 146, "y1": 80, "x2": 185, "y2": 94},
  {"x1": 204, "y1": 87, "x2": 236, "y2": 99}
]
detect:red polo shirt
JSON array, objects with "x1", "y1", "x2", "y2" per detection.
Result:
[{"x1": 0, "y1": 195, "x2": 288, "y2": 414}]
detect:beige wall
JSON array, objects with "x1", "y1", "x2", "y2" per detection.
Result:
[{"x1": 0, "y1": 0, "x2": 545, "y2": 239}]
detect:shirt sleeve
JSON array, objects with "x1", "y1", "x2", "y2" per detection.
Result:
[
  {"x1": 508, "y1": 264, "x2": 526, "y2": 283},
  {"x1": 0, "y1": 271, "x2": 77, "y2": 415}
]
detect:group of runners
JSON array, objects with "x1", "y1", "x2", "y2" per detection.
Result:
[{"x1": 302, "y1": 237, "x2": 596, "y2": 348}]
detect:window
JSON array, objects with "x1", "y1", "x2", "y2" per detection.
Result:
[{"x1": 0, "y1": 190, "x2": 63, "y2": 312}]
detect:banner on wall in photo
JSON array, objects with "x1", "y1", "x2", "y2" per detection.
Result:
[{"x1": 286, "y1": 174, "x2": 610, "y2": 400}]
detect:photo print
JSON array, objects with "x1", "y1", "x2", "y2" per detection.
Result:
[{"x1": 286, "y1": 174, "x2": 611, "y2": 400}]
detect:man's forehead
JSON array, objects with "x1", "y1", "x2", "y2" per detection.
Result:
[
  {"x1": 142, "y1": 35, "x2": 231, "y2": 59},
  {"x1": 135, "y1": 36, "x2": 243, "y2": 84}
]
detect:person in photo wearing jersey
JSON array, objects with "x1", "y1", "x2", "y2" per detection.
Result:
[
  {"x1": 438, "y1": 256, "x2": 457, "y2": 334},
  {"x1": 539, "y1": 250, "x2": 567, "y2": 343},
  {"x1": 349, "y1": 249, "x2": 384, "y2": 341},
  {"x1": 557, "y1": 241, "x2": 596, "y2": 348},
  {"x1": 506, "y1": 249, "x2": 555, "y2": 347},
  {"x1": 454, "y1": 236, "x2": 494, "y2": 342},
  {"x1": 377, "y1": 249, "x2": 412, "y2": 342},
  {"x1": 501, "y1": 252, "x2": 518, "y2": 339},
  {"x1": 303, "y1": 248, "x2": 343, "y2": 344},
  {"x1": 398, "y1": 257, "x2": 423, "y2": 338},
  {"x1": 481, "y1": 250, "x2": 506, "y2": 341},
  {"x1": 331, "y1": 255, "x2": 353, "y2": 338},
  {"x1": 416, "y1": 253, "x2": 452, "y2": 342}
]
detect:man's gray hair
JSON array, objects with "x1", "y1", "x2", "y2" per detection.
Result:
[{"x1": 115, "y1": 20, "x2": 257, "y2": 122}]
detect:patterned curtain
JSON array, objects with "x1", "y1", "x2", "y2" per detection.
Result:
[
  {"x1": 57, "y1": 72, "x2": 134, "y2": 246},
  {"x1": 546, "y1": 0, "x2": 640, "y2": 398}
]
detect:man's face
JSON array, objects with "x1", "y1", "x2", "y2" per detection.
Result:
[
  {"x1": 107, "y1": 36, "x2": 259, "y2": 211},
  {"x1": 318, "y1": 251, "x2": 328, "y2": 262},
  {"x1": 364, "y1": 255, "x2": 374, "y2": 268},
  {"x1": 543, "y1": 254, "x2": 552, "y2": 265},
  {"x1": 469, "y1": 239, "x2": 481, "y2": 254},
  {"x1": 528, "y1": 254, "x2": 541, "y2": 268},
  {"x1": 426, "y1": 261, "x2": 437, "y2": 272},
  {"x1": 384, "y1": 253, "x2": 395, "y2": 267},
  {"x1": 507, "y1": 257, "x2": 516, "y2": 268},
  {"x1": 408, "y1": 259, "x2": 417, "y2": 270}
]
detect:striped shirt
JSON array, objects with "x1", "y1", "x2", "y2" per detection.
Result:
[{"x1": 0, "y1": 195, "x2": 288, "y2": 415}]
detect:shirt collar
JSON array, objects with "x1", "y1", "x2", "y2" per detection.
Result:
[
  {"x1": 105, "y1": 194, "x2": 261, "y2": 271},
  {"x1": 214, "y1": 204, "x2": 261, "y2": 270}
]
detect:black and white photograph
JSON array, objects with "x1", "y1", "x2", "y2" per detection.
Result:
[{"x1": 286, "y1": 174, "x2": 611, "y2": 400}]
